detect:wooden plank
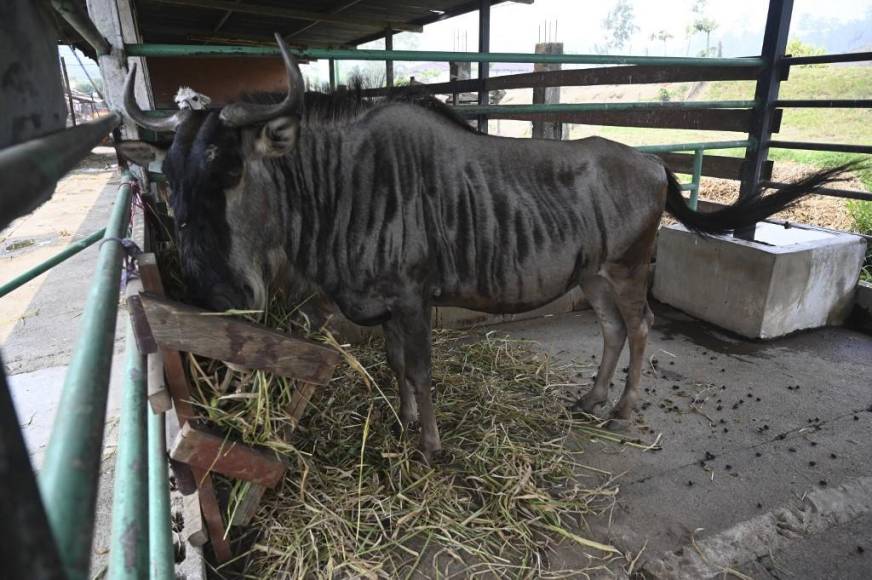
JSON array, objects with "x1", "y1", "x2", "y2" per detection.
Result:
[
  {"x1": 138, "y1": 293, "x2": 340, "y2": 385},
  {"x1": 138, "y1": 254, "x2": 198, "y2": 424},
  {"x1": 230, "y1": 483, "x2": 267, "y2": 527},
  {"x1": 362, "y1": 63, "x2": 769, "y2": 97},
  {"x1": 136, "y1": 249, "x2": 231, "y2": 561},
  {"x1": 487, "y1": 108, "x2": 754, "y2": 132},
  {"x1": 147, "y1": 352, "x2": 172, "y2": 413},
  {"x1": 658, "y1": 153, "x2": 774, "y2": 181},
  {"x1": 190, "y1": 467, "x2": 232, "y2": 562},
  {"x1": 170, "y1": 423, "x2": 288, "y2": 488},
  {"x1": 182, "y1": 492, "x2": 208, "y2": 546},
  {"x1": 287, "y1": 382, "x2": 317, "y2": 428},
  {"x1": 485, "y1": 63, "x2": 766, "y2": 91},
  {"x1": 126, "y1": 294, "x2": 158, "y2": 354}
]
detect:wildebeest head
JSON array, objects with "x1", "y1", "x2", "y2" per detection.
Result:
[{"x1": 119, "y1": 34, "x2": 304, "y2": 312}]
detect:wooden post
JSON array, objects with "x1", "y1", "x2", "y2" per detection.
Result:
[
  {"x1": 736, "y1": 0, "x2": 793, "y2": 239},
  {"x1": 385, "y1": 29, "x2": 394, "y2": 87},
  {"x1": 477, "y1": 0, "x2": 490, "y2": 134},
  {"x1": 60, "y1": 57, "x2": 77, "y2": 127},
  {"x1": 532, "y1": 42, "x2": 564, "y2": 140}
]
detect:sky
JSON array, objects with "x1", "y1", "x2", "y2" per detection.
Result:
[
  {"x1": 62, "y1": 0, "x2": 872, "y2": 89},
  {"x1": 316, "y1": 0, "x2": 872, "y2": 85}
]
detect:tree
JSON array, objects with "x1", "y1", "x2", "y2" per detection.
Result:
[
  {"x1": 786, "y1": 39, "x2": 826, "y2": 67},
  {"x1": 650, "y1": 29, "x2": 674, "y2": 56},
  {"x1": 598, "y1": 0, "x2": 638, "y2": 54},
  {"x1": 691, "y1": 0, "x2": 719, "y2": 57}
]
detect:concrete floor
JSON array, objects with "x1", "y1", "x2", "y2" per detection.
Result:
[
  {"x1": 2, "y1": 151, "x2": 125, "y2": 576},
  {"x1": 501, "y1": 303, "x2": 872, "y2": 579}
]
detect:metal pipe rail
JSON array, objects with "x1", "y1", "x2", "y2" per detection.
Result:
[
  {"x1": 775, "y1": 99, "x2": 872, "y2": 108},
  {"x1": 635, "y1": 141, "x2": 755, "y2": 210},
  {"x1": 51, "y1": 0, "x2": 112, "y2": 56},
  {"x1": 768, "y1": 140, "x2": 872, "y2": 155},
  {"x1": 0, "y1": 113, "x2": 122, "y2": 231},
  {"x1": 0, "y1": 228, "x2": 106, "y2": 298},
  {"x1": 762, "y1": 181, "x2": 872, "y2": 201},
  {"x1": 455, "y1": 100, "x2": 756, "y2": 116},
  {"x1": 108, "y1": 315, "x2": 149, "y2": 580},
  {"x1": 124, "y1": 43, "x2": 765, "y2": 67},
  {"x1": 782, "y1": 51, "x2": 872, "y2": 66},
  {"x1": 38, "y1": 174, "x2": 135, "y2": 580}
]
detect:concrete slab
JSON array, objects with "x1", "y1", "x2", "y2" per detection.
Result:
[
  {"x1": 653, "y1": 223, "x2": 866, "y2": 339},
  {"x1": 8, "y1": 361, "x2": 124, "y2": 469},
  {"x1": 497, "y1": 302, "x2": 872, "y2": 576}
]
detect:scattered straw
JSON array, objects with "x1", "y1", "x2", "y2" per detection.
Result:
[{"x1": 181, "y1": 297, "x2": 652, "y2": 577}]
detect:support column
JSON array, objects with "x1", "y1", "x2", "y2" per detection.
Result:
[
  {"x1": 449, "y1": 61, "x2": 471, "y2": 105},
  {"x1": 385, "y1": 29, "x2": 394, "y2": 87},
  {"x1": 532, "y1": 42, "x2": 564, "y2": 140},
  {"x1": 736, "y1": 0, "x2": 793, "y2": 239},
  {"x1": 329, "y1": 58, "x2": 336, "y2": 90},
  {"x1": 87, "y1": 0, "x2": 151, "y2": 139},
  {"x1": 477, "y1": 0, "x2": 490, "y2": 134}
]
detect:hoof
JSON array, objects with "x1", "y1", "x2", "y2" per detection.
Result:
[{"x1": 571, "y1": 392, "x2": 607, "y2": 414}]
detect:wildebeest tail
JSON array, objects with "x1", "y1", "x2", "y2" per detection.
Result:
[{"x1": 664, "y1": 163, "x2": 858, "y2": 235}]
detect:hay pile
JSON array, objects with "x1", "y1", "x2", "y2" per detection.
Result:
[{"x1": 184, "y1": 301, "x2": 638, "y2": 578}]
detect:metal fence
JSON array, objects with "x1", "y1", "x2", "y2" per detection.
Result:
[{"x1": 2, "y1": 0, "x2": 871, "y2": 579}]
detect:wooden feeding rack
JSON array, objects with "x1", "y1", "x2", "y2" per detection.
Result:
[{"x1": 126, "y1": 197, "x2": 340, "y2": 562}]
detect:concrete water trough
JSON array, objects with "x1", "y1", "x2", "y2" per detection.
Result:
[{"x1": 653, "y1": 221, "x2": 867, "y2": 339}]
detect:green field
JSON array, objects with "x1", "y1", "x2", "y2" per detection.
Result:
[{"x1": 567, "y1": 65, "x2": 872, "y2": 190}]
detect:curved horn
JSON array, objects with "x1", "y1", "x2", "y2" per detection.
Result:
[
  {"x1": 123, "y1": 62, "x2": 185, "y2": 132},
  {"x1": 219, "y1": 33, "x2": 304, "y2": 127}
]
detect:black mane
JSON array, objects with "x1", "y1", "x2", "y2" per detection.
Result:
[{"x1": 240, "y1": 78, "x2": 476, "y2": 133}]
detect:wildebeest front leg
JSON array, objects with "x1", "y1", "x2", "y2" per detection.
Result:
[
  {"x1": 382, "y1": 320, "x2": 418, "y2": 428},
  {"x1": 390, "y1": 306, "x2": 441, "y2": 461}
]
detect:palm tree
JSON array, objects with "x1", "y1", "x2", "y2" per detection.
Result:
[
  {"x1": 694, "y1": 18, "x2": 718, "y2": 57},
  {"x1": 650, "y1": 30, "x2": 673, "y2": 56}
]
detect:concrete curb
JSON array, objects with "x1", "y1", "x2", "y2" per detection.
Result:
[{"x1": 642, "y1": 476, "x2": 872, "y2": 579}]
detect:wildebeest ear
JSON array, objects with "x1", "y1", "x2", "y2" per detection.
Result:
[
  {"x1": 254, "y1": 116, "x2": 299, "y2": 157},
  {"x1": 116, "y1": 141, "x2": 167, "y2": 167}
]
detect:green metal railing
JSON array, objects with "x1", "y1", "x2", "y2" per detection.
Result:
[
  {"x1": 125, "y1": 43, "x2": 765, "y2": 67},
  {"x1": 108, "y1": 316, "x2": 149, "y2": 580},
  {"x1": 38, "y1": 174, "x2": 135, "y2": 580},
  {"x1": 636, "y1": 140, "x2": 753, "y2": 209},
  {"x1": 0, "y1": 228, "x2": 106, "y2": 298}
]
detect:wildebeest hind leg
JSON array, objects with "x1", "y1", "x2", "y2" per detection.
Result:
[
  {"x1": 605, "y1": 263, "x2": 654, "y2": 424},
  {"x1": 382, "y1": 320, "x2": 418, "y2": 429},
  {"x1": 573, "y1": 276, "x2": 626, "y2": 415}
]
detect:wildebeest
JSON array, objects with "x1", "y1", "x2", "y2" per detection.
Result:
[{"x1": 120, "y1": 36, "x2": 850, "y2": 461}]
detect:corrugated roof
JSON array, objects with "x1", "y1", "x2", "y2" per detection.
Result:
[{"x1": 134, "y1": 0, "x2": 519, "y2": 48}]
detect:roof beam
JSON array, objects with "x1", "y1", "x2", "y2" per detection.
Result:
[{"x1": 149, "y1": 0, "x2": 423, "y2": 33}]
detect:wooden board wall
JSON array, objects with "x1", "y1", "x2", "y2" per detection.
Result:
[{"x1": 147, "y1": 57, "x2": 288, "y2": 108}]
